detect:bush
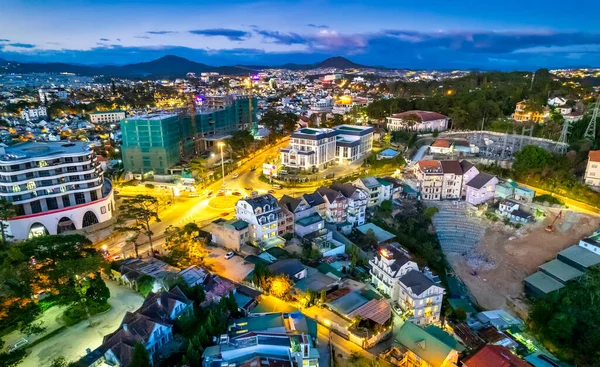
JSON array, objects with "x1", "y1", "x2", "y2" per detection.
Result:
[
  {"x1": 533, "y1": 194, "x2": 564, "y2": 206},
  {"x1": 485, "y1": 212, "x2": 499, "y2": 222},
  {"x1": 62, "y1": 301, "x2": 110, "y2": 326},
  {"x1": 423, "y1": 206, "x2": 439, "y2": 220},
  {"x1": 144, "y1": 183, "x2": 155, "y2": 189}
]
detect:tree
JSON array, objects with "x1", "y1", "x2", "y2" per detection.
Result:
[
  {"x1": 380, "y1": 200, "x2": 393, "y2": 212},
  {"x1": 282, "y1": 112, "x2": 298, "y2": 134},
  {"x1": 513, "y1": 145, "x2": 553, "y2": 174},
  {"x1": 227, "y1": 130, "x2": 255, "y2": 157},
  {"x1": 137, "y1": 275, "x2": 155, "y2": 297},
  {"x1": 382, "y1": 133, "x2": 391, "y2": 147},
  {"x1": 454, "y1": 308, "x2": 467, "y2": 322},
  {"x1": 0, "y1": 199, "x2": 15, "y2": 246},
  {"x1": 130, "y1": 342, "x2": 152, "y2": 367},
  {"x1": 117, "y1": 195, "x2": 160, "y2": 256},
  {"x1": 268, "y1": 275, "x2": 294, "y2": 300},
  {"x1": 252, "y1": 262, "x2": 272, "y2": 290},
  {"x1": 363, "y1": 228, "x2": 378, "y2": 248},
  {"x1": 164, "y1": 225, "x2": 208, "y2": 267}
]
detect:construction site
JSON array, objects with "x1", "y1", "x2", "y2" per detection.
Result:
[{"x1": 431, "y1": 201, "x2": 600, "y2": 317}]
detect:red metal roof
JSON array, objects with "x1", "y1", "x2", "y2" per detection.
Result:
[
  {"x1": 463, "y1": 345, "x2": 531, "y2": 367},
  {"x1": 589, "y1": 150, "x2": 600, "y2": 163}
]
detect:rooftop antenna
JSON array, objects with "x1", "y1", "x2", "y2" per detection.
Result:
[{"x1": 584, "y1": 96, "x2": 600, "y2": 140}]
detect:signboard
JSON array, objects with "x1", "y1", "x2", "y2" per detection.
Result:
[{"x1": 262, "y1": 163, "x2": 278, "y2": 178}]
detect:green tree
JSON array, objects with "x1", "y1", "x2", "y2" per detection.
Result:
[
  {"x1": 130, "y1": 342, "x2": 152, "y2": 367},
  {"x1": 363, "y1": 228, "x2": 378, "y2": 248},
  {"x1": 513, "y1": 145, "x2": 553, "y2": 174},
  {"x1": 380, "y1": 200, "x2": 393, "y2": 212},
  {"x1": 0, "y1": 199, "x2": 16, "y2": 245},
  {"x1": 117, "y1": 195, "x2": 160, "y2": 256},
  {"x1": 164, "y1": 225, "x2": 208, "y2": 267},
  {"x1": 137, "y1": 275, "x2": 155, "y2": 297},
  {"x1": 227, "y1": 130, "x2": 255, "y2": 157},
  {"x1": 454, "y1": 308, "x2": 467, "y2": 322}
]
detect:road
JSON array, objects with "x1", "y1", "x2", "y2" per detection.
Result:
[
  {"x1": 100, "y1": 137, "x2": 324, "y2": 258},
  {"x1": 518, "y1": 182, "x2": 600, "y2": 217}
]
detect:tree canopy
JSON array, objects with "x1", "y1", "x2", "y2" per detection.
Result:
[{"x1": 117, "y1": 195, "x2": 160, "y2": 256}]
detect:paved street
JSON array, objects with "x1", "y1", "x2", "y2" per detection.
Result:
[
  {"x1": 18, "y1": 281, "x2": 143, "y2": 367},
  {"x1": 204, "y1": 246, "x2": 254, "y2": 282}
]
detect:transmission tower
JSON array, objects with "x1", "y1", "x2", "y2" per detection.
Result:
[
  {"x1": 554, "y1": 119, "x2": 570, "y2": 154},
  {"x1": 584, "y1": 96, "x2": 600, "y2": 140}
]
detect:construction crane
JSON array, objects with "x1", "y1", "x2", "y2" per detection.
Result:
[{"x1": 545, "y1": 211, "x2": 563, "y2": 233}]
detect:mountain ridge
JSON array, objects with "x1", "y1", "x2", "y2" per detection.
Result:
[{"x1": 0, "y1": 55, "x2": 382, "y2": 78}]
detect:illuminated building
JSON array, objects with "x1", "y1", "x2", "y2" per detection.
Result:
[
  {"x1": 0, "y1": 141, "x2": 113, "y2": 240},
  {"x1": 89, "y1": 110, "x2": 126, "y2": 124},
  {"x1": 121, "y1": 95, "x2": 257, "y2": 175},
  {"x1": 513, "y1": 100, "x2": 550, "y2": 123},
  {"x1": 387, "y1": 110, "x2": 449, "y2": 132}
]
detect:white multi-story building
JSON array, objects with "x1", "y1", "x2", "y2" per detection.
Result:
[
  {"x1": 415, "y1": 159, "x2": 481, "y2": 201},
  {"x1": 21, "y1": 106, "x2": 48, "y2": 121},
  {"x1": 235, "y1": 194, "x2": 281, "y2": 244},
  {"x1": 280, "y1": 125, "x2": 374, "y2": 170},
  {"x1": 386, "y1": 110, "x2": 449, "y2": 132},
  {"x1": 39, "y1": 87, "x2": 67, "y2": 102},
  {"x1": 370, "y1": 244, "x2": 444, "y2": 326},
  {"x1": 280, "y1": 128, "x2": 338, "y2": 170},
  {"x1": 90, "y1": 110, "x2": 126, "y2": 124},
  {"x1": 352, "y1": 176, "x2": 382, "y2": 207},
  {"x1": 440, "y1": 160, "x2": 464, "y2": 200},
  {"x1": 585, "y1": 150, "x2": 600, "y2": 187},
  {"x1": 415, "y1": 160, "x2": 444, "y2": 200},
  {"x1": 0, "y1": 141, "x2": 114, "y2": 240}
]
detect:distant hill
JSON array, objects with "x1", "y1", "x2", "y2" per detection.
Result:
[{"x1": 0, "y1": 55, "x2": 384, "y2": 78}]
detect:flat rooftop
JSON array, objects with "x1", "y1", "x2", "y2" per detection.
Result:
[
  {"x1": 125, "y1": 113, "x2": 178, "y2": 121},
  {"x1": 539, "y1": 259, "x2": 584, "y2": 283},
  {"x1": 356, "y1": 223, "x2": 396, "y2": 243},
  {"x1": 558, "y1": 245, "x2": 600, "y2": 268},
  {"x1": 2, "y1": 141, "x2": 90, "y2": 161},
  {"x1": 524, "y1": 272, "x2": 565, "y2": 294}
]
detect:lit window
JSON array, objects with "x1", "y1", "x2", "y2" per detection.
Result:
[
  {"x1": 12, "y1": 186, "x2": 21, "y2": 193},
  {"x1": 262, "y1": 234, "x2": 268, "y2": 240},
  {"x1": 26, "y1": 181, "x2": 36, "y2": 190},
  {"x1": 38, "y1": 161, "x2": 47, "y2": 168}
]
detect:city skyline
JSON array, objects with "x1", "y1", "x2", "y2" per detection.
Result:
[{"x1": 1, "y1": 0, "x2": 600, "y2": 70}]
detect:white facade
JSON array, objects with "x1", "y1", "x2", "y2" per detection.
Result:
[
  {"x1": 90, "y1": 111, "x2": 126, "y2": 124},
  {"x1": 39, "y1": 87, "x2": 67, "y2": 102},
  {"x1": 280, "y1": 128, "x2": 338, "y2": 169},
  {"x1": 585, "y1": 151, "x2": 600, "y2": 187},
  {"x1": 0, "y1": 141, "x2": 113, "y2": 240},
  {"x1": 333, "y1": 125, "x2": 374, "y2": 165},
  {"x1": 21, "y1": 106, "x2": 47, "y2": 121},
  {"x1": 387, "y1": 111, "x2": 449, "y2": 132},
  {"x1": 397, "y1": 271, "x2": 445, "y2": 325},
  {"x1": 235, "y1": 194, "x2": 281, "y2": 243},
  {"x1": 369, "y1": 245, "x2": 418, "y2": 300}
]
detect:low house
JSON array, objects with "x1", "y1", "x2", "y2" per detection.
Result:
[
  {"x1": 353, "y1": 176, "x2": 383, "y2": 207},
  {"x1": 514, "y1": 186, "x2": 535, "y2": 203},
  {"x1": 203, "y1": 274, "x2": 236, "y2": 306},
  {"x1": 210, "y1": 218, "x2": 250, "y2": 251},
  {"x1": 474, "y1": 310, "x2": 522, "y2": 331},
  {"x1": 498, "y1": 200, "x2": 532, "y2": 223},
  {"x1": 387, "y1": 110, "x2": 450, "y2": 132},
  {"x1": 430, "y1": 139, "x2": 453, "y2": 154},
  {"x1": 396, "y1": 322, "x2": 460, "y2": 367},
  {"x1": 584, "y1": 150, "x2": 600, "y2": 187},
  {"x1": 357, "y1": 223, "x2": 397, "y2": 245},
  {"x1": 465, "y1": 173, "x2": 498, "y2": 205},
  {"x1": 80, "y1": 287, "x2": 192, "y2": 367},
  {"x1": 462, "y1": 345, "x2": 530, "y2": 367},
  {"x1": 268, "y1": 259, "x2": 307, "y2": 281},
  {"x1": 578, "y1": 230, "x2": 600, "y2": 255},
  {"x1": 495, "y1": 181, "x2": 516, "y2": 199},
  {"x1": 118, "y1": 258, "x2": 180, "y2": 293}
]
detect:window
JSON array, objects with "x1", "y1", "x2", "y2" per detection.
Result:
[
  {"x1": 26, "y1": 181, "x2": 36, "y2": 190},
  {"x1": 46, "y1": 197, "x2": 58, "y2": 210},
  {"x1": 101, "y1": 206, "x2": 106, "y2": 214},
  {"x1": 12, "y1": 185, "x2": 21, "y2": 193},
  {"x1": 90, "y1": 191, "x2": 98, "y2": 201},
  {"x1": 75, "y1": 193, "x2": 86, "y2": 205},
  {"x1": 31, "y1": 201, "x2": 42, "y2": 214}
]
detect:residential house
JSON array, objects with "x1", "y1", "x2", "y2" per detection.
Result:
[
  {"x1": 353, "y1": 176, "x2": 383, "y2": 207},
  {"x1": 513, "y1": 100, "x2": 550, "y2": 123},
  {"x1": 440, "y1": 160, "x2": 464, "y2": 200},
  {"x1": 396, "y1": 322, "x2": 460, "y2": 367},
  {"x1": 497, "y1": 200, "x2": 532, "y2": 223},
  {"x1": 578, "y1": 230, "x2": 600, "y2": 256},
  {"x1": 430, "y1": 139, "x2": 453, "y2": 155},
  {"x1": 585, "y1": 150, "x2": 600, "y2": 187},
  {"x1": 235, "y1": 194, "x2": 281, "y2": 245},
  {"x1": 459, "y1": 160, "x2": 479, "y2": 197},
  {"x1": 331, "y1": 182, "x2": 368, "y2": 226},
  {"x1": 387, "y1": 110, "x2": 450, "y2": 132},
  {"x1": 279, "y1": 194, "x2": 316, "y2": 234},
  {"x1": 398, "y1": 270, "x2": 445, "y2": 325},
  {"x1": 380, "y1": 177, "x2": 404, "y2": 199},
  {"x1": 415, "y1": 160, "x2": 444, "y2": 200},
  {"x1": 210, "y1": 218, "x2": 250, "y2": 251},
  {"x1": 376, "y1": 178, "x2": 393, "y2": 202},
  {"x1": 547, "y1": 97, "x2": 567, "y2": 107},
  {"x1": 462, "y1": 345, "x2": 530, "y2": 367},
  {"x1": 370, "y1": 244, "x2": 419, "y2": 300},
  {"x1": 316, "y1": 186, "x2": 347, "y2": 224},
  {"x1": 495, "y1": 181, "x2": 516, "y2": 199},
  {"x1": 302, "y1": 192, "x2": 327, "y2": 218},
  {"x1": 81, "y1": 287, "x2": 192, "y2": 367},
  {"x1": 203, "y1": 274, "x2": 237, "y2": 306},
  {"x1": 268, "y1": 259, "x2": 307, "y2": 281},
  {"x1": 514, "y1": 186, "x2": 535, "y2": 203},
  {"x1": 465, "y1": 173, "x2": 498, "y2": 205}
]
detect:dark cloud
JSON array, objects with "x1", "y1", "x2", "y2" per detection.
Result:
[
  {"x1": 255, "y1": 30, "x2": 307, "y2": 45},
  {"x1": 116, "y1": 38, "x2": 121, "y2": 42},
  {"x1": 146, "y1": 31, "x2": 177, "y2": 35},
  {"x1": 189, "y1": 28, "x2": 251, "y2": 41},
  {"x1": 134, "y1": 36, "x2": 150, "y2": 39},
  {"x1": 99, "y1": 38, "x2": 110, "y2": 41},
  {"x1": 0, "y1": 39, "x2": 9, "y2": 42},
  {"x1": 9, "y1": 43, "x2": 35, "y2": 48},
  {"x1": 307, "y1": 24, "x2": 329, "y2": 29}
]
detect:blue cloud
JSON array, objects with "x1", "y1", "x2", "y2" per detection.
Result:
[
  {"x1": 134, "y1": 36, "x2": 150, "y2": 39},
  {"x1": 0, "y1": 39, "x2": 9, "y2": 42},
  {"x1": 307, "y1": 24, "x2": 329, "y2": 29},
  {"x1": 189, "y1": 28, "x2": 250, "y2": 41},
  {"x1": 99, "y1": 38, "x2": 110, "y2": 41},
  {"x1": 255, "y1": 30, "x2": 307, "y2": 45},
  {"x1": 147, "y1": 31, "x2": 177, "y2": 35},
  {"x1": 9, "y1": 43, "x2": 35, "y2": 48}
]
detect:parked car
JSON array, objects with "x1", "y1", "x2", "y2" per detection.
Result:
[
  {"x1": 232, "y1": 173, "x2": 239, "y2": 179},
  {"x1": 245, "y1": 186, "x2": 253, "y2": 191},
  {"x1": 8, "y1": 338, "x2": 28, "y2": 353},
  {"x1": 224, "y1": 251, "x2": 235, "y2": 260},
  {"x1": 220, "y1": 212, "x2": 229, "y2": 217},
  {"x1": 217, "y1": 192, "x2": 225, "y2": 197},
  {"x1": 268, "y1": 190, "x2": 276, "y2": 194},
  {"x1": 250, "y1": 165, "x2": 257, "y2": 171},
  {"x1": 232, "y1": 192, "x2": 242, "y2": 196},
  {"x1": 207, "y1": 191, "x2": 214, "y2": 197},
  {"x1": 189, "y1": 193, "x2": 199, "y2": 198}
]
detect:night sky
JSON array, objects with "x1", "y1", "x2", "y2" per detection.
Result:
[{"x1": 1, "y1": 0, "x2": 599, "y2": 70}]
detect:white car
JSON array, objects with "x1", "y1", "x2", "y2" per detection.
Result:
[
  {"x1": 224, "y1": 251, "x2": 235, "y2": 260},
  {"x1": 8, "y1": 338, "x2": 28, "y2": 353},
  {"x1": 232, "y1": 173, "x2": 239, "y2": 179}
]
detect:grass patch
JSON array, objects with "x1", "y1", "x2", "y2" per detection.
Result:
[{"x1": 533, "y1": 194, "x2": 564, "y2": 206}]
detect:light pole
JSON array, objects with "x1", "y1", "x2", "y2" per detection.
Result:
[{"x1": 218, "y1": 142, "x2": 226, "y2": 187}]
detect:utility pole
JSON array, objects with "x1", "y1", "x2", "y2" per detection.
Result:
[
  {"x1": 584, "y1": 96, "x2": 600, "y2": 140},
  {"x1": 218, "y1": 142, "x2": 225, "y2": 187}
]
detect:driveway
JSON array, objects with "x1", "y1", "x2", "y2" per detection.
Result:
[
  {"x1": 203, "y1": 246, "x2": 254, "y2": 283},
  {"x1": 18, "y1": 280, "x2": 143, "y2": 367}
]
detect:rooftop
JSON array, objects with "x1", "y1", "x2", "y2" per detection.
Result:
[
  {"x1": 357, "y1": 223, "x2": 396, "y2": 243},
  {"x1": 296, "y1": 212, "x2": 324, "y2": 227},
  {"x1": 390, "y1": 110, "x2": 449, "y2": 122},
  {"x1": 539, "y1": 259, "x2": 584, "y2": 283},
  {"x1": 524, "y1": 272, "x2": 565, "y2": 294},
  {"x1": 1, "y1": 141, "x2": 91, "y2": 161},
  {"x1": 558, "y1": 245, "x2": 600, "y2": 268},
  {"x1": 396, "y1": 322, "x2": 455, "y2": 367}
]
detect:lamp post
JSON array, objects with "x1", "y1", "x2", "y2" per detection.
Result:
[{"x1": 218, "y1": 142, "x2": 225, "y2": 187}]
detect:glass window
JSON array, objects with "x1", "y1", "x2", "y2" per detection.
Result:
[
  {"x1": 75, "y1": 193, "x2": 86, "y2": 205},
  {"x1": 12, "y1": 185, "x2": 21, "y2": 193},
  {"x1": 26, "y1": 181, "x2": 36, "y2": 190}
]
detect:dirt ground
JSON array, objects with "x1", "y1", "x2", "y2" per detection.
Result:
[{"x1": 447, "y1": 209, "x2": 600, "y2": 318}]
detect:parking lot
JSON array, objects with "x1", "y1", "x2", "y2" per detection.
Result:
[{"x1": 204, "y1": 246, "x2": 254, "y2": 282}]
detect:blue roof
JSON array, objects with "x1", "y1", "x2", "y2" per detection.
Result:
[{"x1": 328, "y1": 291, "x2": 369, "y2": 315}]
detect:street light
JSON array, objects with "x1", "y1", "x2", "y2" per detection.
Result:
[{"x1": 218, "y1": 142, "x2": 226, "y2": 187}]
